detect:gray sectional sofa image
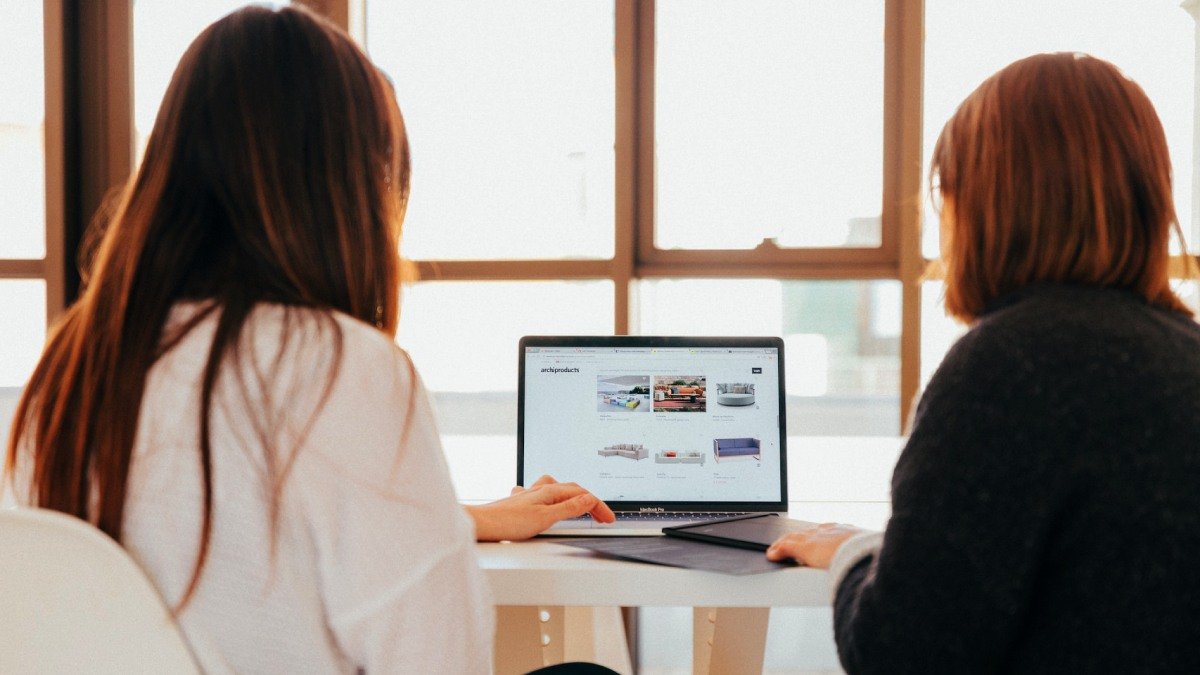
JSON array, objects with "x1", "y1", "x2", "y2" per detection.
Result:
[{"x1": 598, "y1": 443, "x2": 648, "y2": 460}]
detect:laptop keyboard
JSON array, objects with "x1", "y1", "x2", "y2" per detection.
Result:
[{"x1": 572, "y1": 512, "x2": 747, "y2": 522}]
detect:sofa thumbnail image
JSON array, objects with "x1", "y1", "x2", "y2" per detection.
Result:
[
  {"x1": 653, "y1": 385, "x2": 705, "y2": 402},
  {"x1": 715, "y1": 383, "x2": 755, "y2": 407},
  {"x1": 601, "y1": 394, "x2": 641, "y2": 409},
  {"x1": 652, "y1": 376, "x2": 707, "y2": 412},
  {"x1": 713, "y1": 438, "x2": 761, "y2": 462},
  {"x1": 597, "y1": 375, "x2": 651, "y2": 413},
  {"x1": 654, "y1": 450, "x2": 705, "y2": 466},
  {"x1": 598, "y1": 443, "x2": 648, "y2": 461}
]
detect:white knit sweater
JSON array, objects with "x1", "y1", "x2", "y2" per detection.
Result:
[{"x1": 14, "y1": 303, "x2": 493, "y2": 673}]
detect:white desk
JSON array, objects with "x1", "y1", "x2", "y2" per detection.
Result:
[
  {"x1": 479, "y1": 501, "x2": 891, "y2": 675},
  {"x1": 465, "y1": 438, "x2": 901, "y2": 674},
  {"x1": 479, "y1": 540, "x2": 830, "y2": 608}
]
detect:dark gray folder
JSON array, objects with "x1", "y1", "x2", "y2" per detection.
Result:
[{"x1": 663, "y1": 513, "x2": 820, "y2": 551}]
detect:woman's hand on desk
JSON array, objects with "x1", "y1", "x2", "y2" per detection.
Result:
[
  {"x1": 465, "y1": 474, "x2": 616, "y2": 542},
  {"x1": 765, "y1": 522, "x2": 865, "y2": 569}
]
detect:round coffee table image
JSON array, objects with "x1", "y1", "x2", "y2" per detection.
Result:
[{"x1": 715, "y1": 383, "x2": 755, "y2": 406}]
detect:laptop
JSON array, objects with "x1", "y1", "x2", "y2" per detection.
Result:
[{"x1": 518, "y1": 336, "x2": 788, "y2": 536}]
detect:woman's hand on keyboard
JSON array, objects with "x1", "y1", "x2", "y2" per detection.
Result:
[{"x1": 465, "y1": 475, "x2": 616, "y2": 542}]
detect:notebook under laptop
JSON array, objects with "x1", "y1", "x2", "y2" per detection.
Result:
[{"x1": 518, "y1": 336, "x2": 788, "y2": 536}]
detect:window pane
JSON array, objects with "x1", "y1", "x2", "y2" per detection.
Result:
[
  {"x1": 1172, "y1": 279, "x2": 1200, "y2": 315},
  {"x1": 368, "y1": 2, "x2": 616, "y2": 260},
  {"x1": 0, "y1": 2, "x2": 45, "y2": 258},
  {"x1": 397, "y1": 281, "x2": 614, "y2": 499},
  {"x1": 920, "y1": 281, "x2": 966, "y2": 389},
  {"x1": 923, "y1": 0, "x2": 1196, "y2": 257},
  {"x1": 638, "y1": 279, "x2": 900, "y2": 435},
  {"x1": 0, "y1": 280, "x2": 47, "y2": 388},
  {"x1": 655, "y1": 1, "x2": 884, "y2": 250},
  {"x1": 133, "y1": 1, "x2": 254, "y2": 161}
]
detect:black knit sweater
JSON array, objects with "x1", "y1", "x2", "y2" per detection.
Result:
[{"x1": 834, "y1": 285, "x2": 1200, "y2": 673}]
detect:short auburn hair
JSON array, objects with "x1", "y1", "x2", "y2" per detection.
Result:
[{"x1": 931, "y1": 52, "x2": 1190, "y2": 322}]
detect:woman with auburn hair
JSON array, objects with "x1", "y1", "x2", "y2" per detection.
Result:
[
  {"x1": 4, "y1": 6, "x2": 611, "y2": 673},
  {"x1": 768, "y1": 53, "x2": 1200, "y2": 671}
]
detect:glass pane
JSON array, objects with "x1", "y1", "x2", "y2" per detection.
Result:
[
  {"x1": 920, "y1": 281, "x2": 967, "y2": 389},
  {"x1": 655, "y1": 0, "x2": 884, "y2": 250},
  {"x1": 923, "y1": 0, "x2": 1196, "y2": 258},
  {"x1": 368, "y1": 2, "x2": 616, "y2": 260},
  {"x1": 397, "y1": 281, "x2": 614, "y2": 499},
  {"x1": 1171, "y1": 279, "x2": 1200, "y2": 315},
  {"x1": 133, "y1": 1, "x2": 254, "y2": 162},
  {"x1": 638, "y1": 279, "x2": 900, "y2": 435},
  {"x1": 0, "y1": 2, "x2": 45, "y2": 258},
  {"x1": 0, "y1": 280, "x2": 47, "y2": 388}
]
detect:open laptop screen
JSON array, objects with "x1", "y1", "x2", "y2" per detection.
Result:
[{"x1": 518, "y1": 336, "x2": 787, "y2": 510}]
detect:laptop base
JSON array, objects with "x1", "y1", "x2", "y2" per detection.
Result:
[{"x1": 540, "y1": 512, "x2": 786, "y2": 537}]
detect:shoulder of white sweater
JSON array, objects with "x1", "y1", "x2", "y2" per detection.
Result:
[
  {"x1": 246, "y1": 303, "x2": 407, "y2": 358},
  {"x1": 238, "y1": 304, "x2": 418, "y2": 391},
  {"x1": 164, "y1": 302, "x2": 409, "y2": 374},
  {"x1": 221, "y1": 305, "x2": 429, "y2": 469}
]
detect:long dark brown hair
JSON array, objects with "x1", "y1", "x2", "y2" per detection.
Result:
[
  {"x1": 5, "y1": 5, "x2": 410, "y2": 606},
  {"x1": 931, "y1": 52, "x2": 1188, "y2": 322}
]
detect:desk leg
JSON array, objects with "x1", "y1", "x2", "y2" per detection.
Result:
[
  {"x1": 692, "y1": 607, "x2": 769, "y2": 675},
  {"x1": 495, "y1": 606, "x2": 544, "y2": 675},
  {"x1": 494, "y1": 606, "x2": 632, "y2": 675}
]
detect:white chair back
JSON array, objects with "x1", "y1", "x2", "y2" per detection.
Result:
[{"x1": 0, "y1": 507, "x2": 201, "y2": 674}]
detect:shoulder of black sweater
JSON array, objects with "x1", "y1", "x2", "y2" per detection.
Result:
[
  {"x1": 923, "y1": 283, "x2": 1200, "y2": 421},
  {"x1": 913, "y1": 282, "x2": 1200, "y2": 468},
  {"x1": 973, "y1": 283, "x2": 1199, "y2": 356},
  {"x1": 828, "y1": 282, "x2": 1200, "y2": 673}
]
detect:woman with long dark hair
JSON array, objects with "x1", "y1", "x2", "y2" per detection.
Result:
[
  {"x1": 5, "y1": 6, "x2": 610, "y2": 672},
  {"x1": 768, "y1": 53, "x2": 1200, "y2": 672}
]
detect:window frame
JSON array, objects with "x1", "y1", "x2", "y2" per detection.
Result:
[
  {"x1": 2, "y1": 0, "x2": 134, "y2": 333},
  {"x1": 0, "y1": 0, "x2": 63, "y2": 327},
  {"x1": 388, "y1": 0, "x2": 927, "y2": 430},
  {"x1": 21, "y1": 0, "x2": 1200, "y2": 433}
]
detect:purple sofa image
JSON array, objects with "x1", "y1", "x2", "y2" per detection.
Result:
[{"x1": 713, "y1": 437, "x2": 761, "y2": 462}]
